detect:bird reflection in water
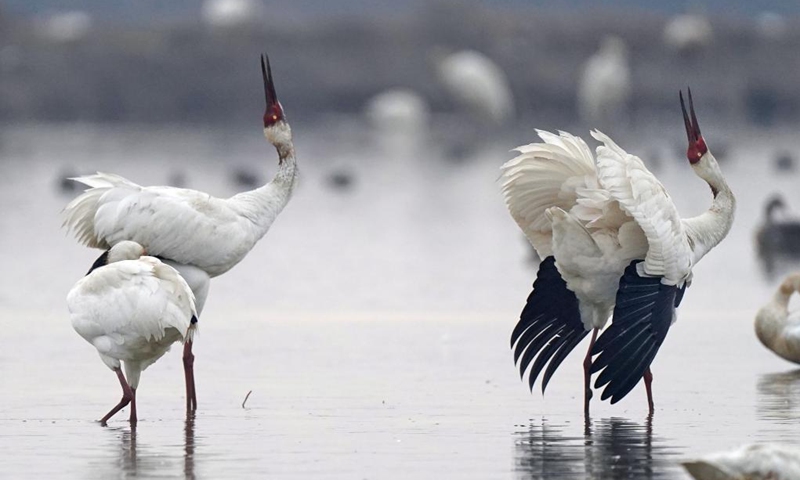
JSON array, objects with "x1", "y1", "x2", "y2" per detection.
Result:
[
  {"x1": 757, "y1": 369, "x2": 800, "y2": 425},
  {"x1": 185, "y1": 411, "x2": 196, "y2": 480},
  {"x1": 107, "y1": 413, "x2": 197, "y2": 479},
  {"x1": 514, "y1": 416, "x2": 682, "y2": 479},
  {"x1": 119, "y1": 425, "x2": 137, "y2": 476}
]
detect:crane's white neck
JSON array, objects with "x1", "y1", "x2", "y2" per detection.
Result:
[
  {"x1": 682, "y1": 151, "x2": 735, "y2": 264},
  {"x1": 756, "y1": 278, "x2": 798, "y2": 356},
  {"x1": 228, "y1": 121, "x2": 298, "y2": 238}
]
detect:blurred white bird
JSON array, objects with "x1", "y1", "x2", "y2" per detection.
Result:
[
  {"x1": 434, "y1": 49, "x2": 514, "y2": 125},
  {"x1": 664, "y1": 14, "x2": 713, "y2": 54},
  {"x1": 503, "y1": 89, "x2": 734, "y2": 414},
  {"x1": 201, "y1": 0, "x2": 262, "y2": 28},
  {"x1": 578, "y1": 36, "x2": 631, "y2": 128},
  {"x1": 364, "y1": 88, "x2": 430, "y2": 133},
  {"x1": 683, "y1": 444, "x2": 800, "y2": 480},
  {"x1": 68, "y1": 241, "x2": 197, "y2": 426},
  {"x1": 755, "y1": 273, "x2": 800, "y2": 364},
  {"x1": 62, "y1": 55, "x2": 298, "y2": 411}
]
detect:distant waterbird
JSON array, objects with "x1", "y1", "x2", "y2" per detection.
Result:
[
  {"x1": 755, "y1": 272, "x2": 800, "y2": 365},
  {"x1": 683, "y1": 444, "x2": 800, "y2": 480},
  {"x1": 68, "y1": 241, "x2": 197, "y2": 426},
  {"x1": 578, "y1": 36, "x2": 631, "y2": 128},
  {"x1": 502, "y1": 89, "x2": 734, "y2": 414},
  {"x1": 433, "y1": 49, "x2": 514, "y2": 125},
  {"x1": 663, "y1": 13, "x2": 713, "y2": 56},
  {"x1": 755, "y1": 195, "x2": 800, "y2": 277},
  {"x1": 62, "y1": 54, "x2": 299, "y2": 412}
]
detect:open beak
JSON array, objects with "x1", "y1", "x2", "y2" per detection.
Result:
[
  {"x1": 261, "y1": 54, "x2": 278, "y2": 108},
  {"x1": 680, "y1": 88, "x2": 701, "y2": 143}
]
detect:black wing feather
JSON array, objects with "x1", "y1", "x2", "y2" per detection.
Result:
[
  {"x1": 510, "y1": 256, "x2": 589, "y2": 392},
  {"x1": 590, "y1": 260, "x2": 680, "y2": 404}
]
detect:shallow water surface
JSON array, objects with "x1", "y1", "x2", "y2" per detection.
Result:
[{"x1": 2, "y1": 124, "x2": 800, "y2": 478}]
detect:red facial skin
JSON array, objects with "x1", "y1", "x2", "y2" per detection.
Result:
[
  {"x1": 687, "y1": 136, "x2": 707, "y2": 164},
  {"x1": 263, "y1": 102, "x2": 284, "y2": 128}
]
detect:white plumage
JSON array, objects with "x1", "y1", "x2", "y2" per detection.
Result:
[
  {"x1": 578, "y1": 36, "x2": 631, "y2": 127},
  {"x1": 68, "y1": 241, "x2": 197, "y2": 425},
  {"x1": 755, "y1": 273, "x2": 800, "y2": 365},
  {"x1": 62, "y1": 55, "x2": 296, "y2": 411},
  {"x1": 505, "y1": 90, "x2": 734, "y2": 413},
  {"x1": 683, "y1": 444, "x2": 800, "y2": 480},
  {"x1": 435, "y1": 49, "x2": 514, "y2": 124}
]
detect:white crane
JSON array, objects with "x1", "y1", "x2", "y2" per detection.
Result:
[
  {"x1": 67, "y1": 241, "x2": 197, "y2": 426},
  {"x1": 683, "y1": 444, "x2": 800, "y2": 480},
  {"x1": 364, "y1": 88, "x2": 430, "y2": 133},
  {"x1": 663, "y1": 13, "x2": 713, "y2": 55},
  {"x1": 755, "y1": 272, "x2": 800, "y2": 364},
  {"x1": 578, "y1": 36, "x2": 631, "y2": 128},
  {"x1": 434, "y1": 49, "x2": 515, "y2": 125},
  {"x1": 62, "y1": 55, "x2": 298, "y2": 411},
  {"x1": 502, "y1": 90, "x2": 734, "y2": 414}
]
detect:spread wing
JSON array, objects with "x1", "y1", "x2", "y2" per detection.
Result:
[
  {"x1": 62, "y1": 172, "x2": 254, "y2": 275},
  {"x1": 511, "y1": 256, "x2": 589, "y2": 393},
  {"x1": 500, "y1": 130, "x2": 597, "y2": 258},
  {"x1": 590, "y1": 260, "x2": 681, "y2": 404},
  {"x1": 592, "y1": 131, "x2": 692, "y2": 285}
]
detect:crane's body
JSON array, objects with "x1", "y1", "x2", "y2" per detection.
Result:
[
  {"x1": 68, "y1": 241, "x2": 197, "y2": 425},
  {"x1": 683, "y1": 444, "x2": 800, "y2": 480},
  {"x1": 503, "y1": 90, "x2": 734, "y2": 413},
  {"x1": 62, "y1": 55, "x2": 296, "y2": 411},
  {"x1": 755, "y1": 273, "x2": 800, "y2": 364}
]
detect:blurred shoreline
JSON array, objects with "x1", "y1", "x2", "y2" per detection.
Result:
[{"x1": 1, "y1": 2, "x2": 800, "y2": 128}]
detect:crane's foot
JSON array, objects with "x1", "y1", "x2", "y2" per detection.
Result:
[{"x1": 100, "y1": 368, "x2": 134, "y2": 426}]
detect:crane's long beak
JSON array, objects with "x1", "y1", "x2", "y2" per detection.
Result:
[
  {"x1": 680, "y1": 88, "x2": 701, "y2": 142},
  {"x1": 261, "y1": 54, "x2": 279, "y2": 107}
]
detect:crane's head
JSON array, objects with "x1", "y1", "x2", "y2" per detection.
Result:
[
  {"x1": 87, "y1": 241, "x2": 146, "y2": 275},
  {"x1": 261, "y1": 54, "x2": 285, "y2": 128},
  {"x1": 680, "y1": 88, "x2": 707, "y2": 164}
]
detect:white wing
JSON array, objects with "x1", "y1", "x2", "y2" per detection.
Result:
[
  {"x1": 67, "y1": 257, "x2": 196, "y2": 350},
  {"x1": 592, "y1": 130, "x2": 692, "y2": 284},
  {"x1": 500, "y1": 130, "x2": 598, "y2": 258},
  {"x1": 62, "y1": 172, "x2": 259, "y2": 276}
]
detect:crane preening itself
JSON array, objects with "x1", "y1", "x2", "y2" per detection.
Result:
[
  {"x1": 68, "y1": 241, "x2": 197, "y2": 426},
  {"x1": 502, "y1": 90, "x2": 734, "y2": 414},
  {"x1": 755, "y1": 272, "x2": 800, "y2": 365},
  {"x1": 62, "y1": 54, "x2": 299, "y2": 411}
]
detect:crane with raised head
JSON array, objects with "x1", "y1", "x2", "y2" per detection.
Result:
[
  {"x1": 63, "y1": 54, "x2": 299, "y2": 412},
  {"x1": 502, "y1": 89, "x2": 734, "y2": 414}
]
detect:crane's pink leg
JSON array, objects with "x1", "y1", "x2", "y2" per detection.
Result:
[
  {"x1": 643, "y1": 367, "x2": 654, "y2": 414},
  {"x1": 100, "y1": 368, "x2": 134, "y2": 426},
  {"x1": 129, "y1": 388, "x2": 137, "y2": 425},
  {"x1": 583, "y1": 328, "x2": 599, "y2": 416},
  {"x1": 183, "y1": 341, "x2": 197, "y2": 411}
]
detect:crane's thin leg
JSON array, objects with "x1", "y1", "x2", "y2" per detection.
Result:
[
  {"x1": 129, "y1": 388, "x2": 137, "y2": 425},
  {"x1": 583, "y1": 328, "x2": 599, "y2": 416},
  {"x1": 183, "y1": 341, "x2": 197, "y2": 411},
  {"x1": 643, "y1": 367, "x2": 654, "y2": 414},
  {"x1": 100, "y1": 368, "x2": 134, "y2": 426}
]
